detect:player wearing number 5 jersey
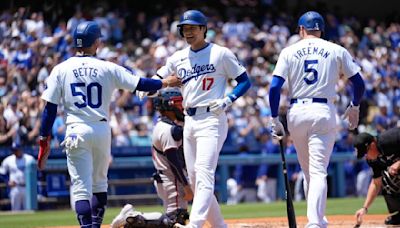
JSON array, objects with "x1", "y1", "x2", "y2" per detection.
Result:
[
  {"x1": 37, "y1": 21, "x2": 180, "y2": 228},
  {"x1": 269, "y1": 11, "x2": 365, "y2": 228},
  {"x1": 156, "y1": 10, "x2": 251, "y2": 228}
]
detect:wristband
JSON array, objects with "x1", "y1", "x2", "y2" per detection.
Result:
[
  {"x1": 39, "y1": 136, "x2": 48, "y2": 141},
  {"x1": 362, "y1": 207, "x2": 368, "y2": 213}
]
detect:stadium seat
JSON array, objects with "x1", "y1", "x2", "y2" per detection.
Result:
[{"x1": 46, "y1": 174, "x2": 70, "y2": 198}]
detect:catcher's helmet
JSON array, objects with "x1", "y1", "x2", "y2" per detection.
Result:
[
  {"x1": 177, "y1": 10, "x2": 207, "y2": 37},
  {"x1": 73, "y1": 21, "x2": 102, "y2": 48},
  {"x1": 153, "y1": 88, "x2": 184, "y2": 121},
  {"x1": 298, "y1": 11, "x2": 325, "y2": 32}
]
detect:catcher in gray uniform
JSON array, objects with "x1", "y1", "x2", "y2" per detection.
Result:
[{"x1": 111, "y1": 88, "x2": 193, "y2": 228}]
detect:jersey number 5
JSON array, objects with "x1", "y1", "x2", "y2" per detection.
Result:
[
  {"x1": 71, "y1": 82, "x2": 102, "y2": 108},
  {"x1": 304, "y1": 60, "x2": 318, "y2": 85},
  {"x1": 202, "y1": 77, "x2": 214, "y2": 90}
]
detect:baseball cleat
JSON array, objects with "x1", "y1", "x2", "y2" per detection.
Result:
[
  {"x1": 125, "y1": 210, "x2": 146, "y2": 227},
  {"x1": 173, "y1": 223, "x2": 193, "y2": 228},
  {"x1": 110, "y1": 204, "x2": 134, "y2": 228}
]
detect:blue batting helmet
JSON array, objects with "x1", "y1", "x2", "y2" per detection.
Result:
[
  {"x1": 177, "y1": 10, "x2": 207, "y2": 37},
  {"x1": 298, "y1": 11, "x2": 325, "y2": 32},
  {"x1": 73, "y1": 21, "x2": 102, "y2": 48}
]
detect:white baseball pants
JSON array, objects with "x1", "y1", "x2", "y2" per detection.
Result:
[
  {"x1": 287, "y1": 102, "x2": 336, "y2": 228},
  {"x1": 183, "y1": 112, "x2": 228, "y2": 228}
]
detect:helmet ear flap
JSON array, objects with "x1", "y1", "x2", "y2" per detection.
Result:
[{"x1": 179, "y1": 26, "x2": 184, "y2": 37}]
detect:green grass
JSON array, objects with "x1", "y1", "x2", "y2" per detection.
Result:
[{"x1": 0, "y1": 197, "x2": 387, "y2": 228}]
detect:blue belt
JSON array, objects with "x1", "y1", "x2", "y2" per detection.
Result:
[
  {"x1": 186, "y1": 106, "x2": 210, "y2": 116},
  {"x1": 290, "y1": 98, "x2": 328, "y2": 104}
]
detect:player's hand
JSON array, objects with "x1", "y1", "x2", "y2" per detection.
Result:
[
  {"x1": 162, "y1": 75, "x2": 182, "y2": 88},
  {"x1": 136, "y1": 75, "x2": 162, "y2": 100},
  {"x1": 343, "y1": 102, "x2": 360, "y2": 130},
  {"x1": 388, "y1": 161, "x2": 400, "y2": 176},
  {"x1": 38, "y1": 136, "x2": 51, "y2": 170},
  {"x1": 183, "y1": 185, "x2": 194, "y2": 201},
  {"x1": 136, "y1": 90, "x2": 149, "y2": 101},
  {"x1": 8, "y1": 180, "x2": 16, "y2": 187},
  {"x1": 209, "y1": 97, "x2": 233, "y2": 115},
  {"x1": 355, "y1": 207, "x2": 367, "y2": 226},
  {"x1": 60, "y1": 133, "x2": 84, "y2": 151},
  {"x1": 270, "y1": 117, "x2": 285, "y2": 139}
]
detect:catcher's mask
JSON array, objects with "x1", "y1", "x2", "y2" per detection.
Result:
[{"x1": 153, "y1": 88, "x2": 184, "y2": 121}]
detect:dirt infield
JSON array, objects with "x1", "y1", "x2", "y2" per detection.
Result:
[{"x1": 49, "y1": 214, "x2": 391, "y2": 228}]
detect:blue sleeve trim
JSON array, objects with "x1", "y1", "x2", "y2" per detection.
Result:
[
  {"x1": 349, "y1": 72, "x2": 365, "y2": 106},
  {"x1": 40, "y1": 102, "x2": 58, "y2": 137},
  {"x1": 269, "y1": 75, "x2": 285, "y2": 118},
  {"x1": 136, "y1": 78, "x2": 162, "y2": 91},
  {"x1": 228, "y1": 72, "x2": 251, "y2": 102}
]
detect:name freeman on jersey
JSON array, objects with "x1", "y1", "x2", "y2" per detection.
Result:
[
  {"x1": 293, "y1": 46, "x2": 330, "y2": 60},
  {"x1": 72, "y1": 67, "x2": 99, "y2": 78},
  {"x1": 178, "y1": 63, "x2": 216, "y2": 84}
]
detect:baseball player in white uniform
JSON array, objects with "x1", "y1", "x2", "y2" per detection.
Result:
[
  {"x1": 269, "y1": 11, "x2": 365, "y2": 227},
  {"x1": 154, "y1": 10, "x2": 251, "y2": 228},
  {"x1": 0, "y1": 143, "x2": 35, "y2": 211},
  {"x1": 37, "y1": 21, "x2": 180, "y2": 228},
  {"x1": 111, "y1": 88, "x2": 192, "y2": 228}
]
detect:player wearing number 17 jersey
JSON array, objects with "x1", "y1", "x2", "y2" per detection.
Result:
[
  {"x1": 156, "y1": 10, "x2": 251, "y2": 228},
  {"x1": 37, "y1": 21, "x2": 180, "y2": 228},
  {"x1": 269, "y1": 11, "x2": 365, "y2": 227}
]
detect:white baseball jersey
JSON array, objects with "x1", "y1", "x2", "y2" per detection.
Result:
[
  {"x1": 156, "y1": 43, "x2": 246, "y2": 108},
  {"x1": 273, "y1": 37, "x2": 360, "y2": 100},
  {"x1": 0, "y1": 154, "x2": 35, "y2": 185},
  {"x1": 42, "y1": 56, "x2": 140, "y2": 124}
]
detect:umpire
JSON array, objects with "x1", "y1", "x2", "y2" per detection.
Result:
[{"x1": 354, "y1": 127, "x2": 400, "y2": 226}]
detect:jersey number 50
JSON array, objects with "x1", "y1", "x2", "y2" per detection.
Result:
[
  {"x1": 71, "y1": 82, "x2": 102, "y2": 108},
  {"x1": 304, "y1": 60, "x2": 318, "y2": 85}
]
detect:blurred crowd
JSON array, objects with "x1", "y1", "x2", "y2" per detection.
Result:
[{"x1": 0, "y1": 1, "x2": 399, "y2": 199}]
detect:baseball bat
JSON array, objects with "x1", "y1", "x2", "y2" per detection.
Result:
[{"x1": 279, "y1": 139, "x2": 297, "y2": 228}]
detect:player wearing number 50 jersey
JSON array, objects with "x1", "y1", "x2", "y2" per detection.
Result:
[
  {"x1": 269, "y1": 11, "x2": 365, "y2": 227},
  {"x1": 37, "y1": 21, "x2": 180, "y2": 228},
  {"x1": 156, "y1": 10, "x2": 251, "y2": 228}
]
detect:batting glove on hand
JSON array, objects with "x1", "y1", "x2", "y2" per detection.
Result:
[
  {"x1": 60, "y1": 133, "x2": 84, "y2": 151},
  {"x1": 343, "y1": 102, "x2": 360, "y2": 130},
  {"x1": 271, "y1": 117, "x2": 285, "y2": 139},
  {"x1": 209, "y1": 97, "x2": 233, "y2": 115},
  {"x1": 38, "y1": 136, "x2": 51, "y2": 170}
]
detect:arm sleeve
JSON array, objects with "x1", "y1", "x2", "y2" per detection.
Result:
[
  {"x1": 39, "y1": 102, "x2": 58, "y2": 137},
  {"x1": 165, "y1": 148, "x2": 189, "y2": 185},
  {"x1": 269, "y1": 75, "x2": 285, "y2": 118},
  {"x1": 136, "y1": 78, "x2": 163, "y2": 91},
  {"x1": 228, "y1": 72, "x2": 251, "y2": 102},
  {"x1": 348, "y1": 72, "x2": 365, "y2": 106}
]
